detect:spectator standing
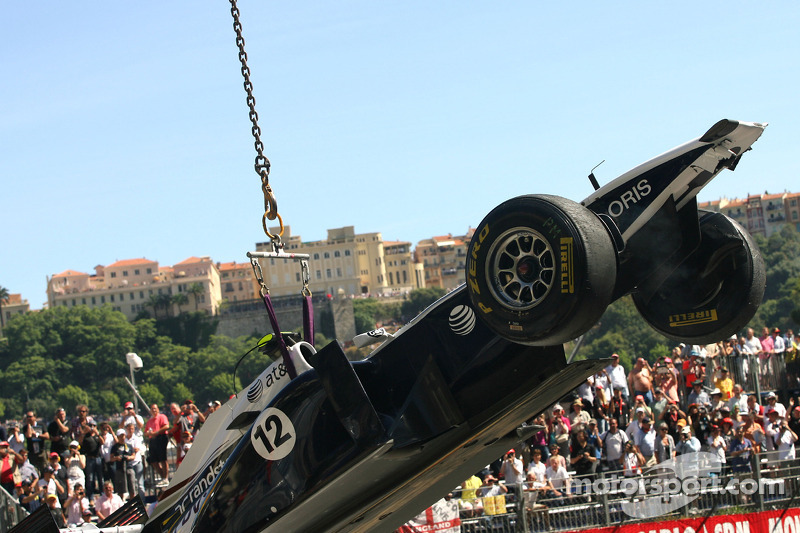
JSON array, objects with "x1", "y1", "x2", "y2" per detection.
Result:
[
  {"x1": 629, "y1": 358, "x2": 654, "y2": 405},
  {"x1": 654, "y1": 422, "x2": 675, "y2": 464},
  {"x1": 108, "y1": 429, "x2": 129, "y2": 498},
  {"x1": 774, "y1": 418, "x2": 798, "y2": 461},
  {"x1": 610, "y1": 388, "x2": 628, "y2": 427},
  {"x1": 728, "y1": 425, "x2": 753, "y2": 473},
  {"x1": 65, "y1": 440, "x2": 86, "y2": 495},
  {"x1": 651, "y1": 388, "x2": 668, "y2": 422},
  {"x1": 622, "y1": 441, "x2": 642, "y2": 477},
  {"x1": 687, "y1": 381, "x2": 711, "y2": 410},
  {"x1": 479, "y1": 475, "x2": 508, "y2": 498},
  {"x1": 499, "y1": 449, "x2": 524, "y2": 488},
  {"x1": 569, "y1": 430, "x2": 597, "y2": 478},
  {"x1": 124, "y1": 423, "x2": 145, "y2": 498},
  {"x1": 99, "y1": 423, "x2": 116, "y2": 485},
  {"x1": 8, "y1": 421, "x2": 24, "y2": 455},
  {"x1": 144, "y1": 404, "x2": 171, "y2": 484},
  {"x1": 64, "y1": 483, "x2": 89, "y2": 526},
  {"x1": 120, "y1": 402, "x2": 144, "y2": 435},
  {"x1": 714, "y1": 368, "x2": 734, "y2": 401},
  {"x1": 94, "y1": 480, "x2": 123, "y2": 521},
  {"x1": 48, "y1": 408, "x2": 70, "y2": 461},
  {"x1": 45, "y1": 493, "x2": 67, "y2": 528},
  {"x1": 676, "y1": 426, "x2": 701, "y2": 455},
  {"x1": 22, "y1": 411, "x2": 48, "y2": 474},
  {"x1": 17, "y1": 478, "x2": 41, "y2": 513},
  {"x1": 633, "y1": 417, "x2": 657, "y2": 467},
  {"x1": 458, "y1": 474, "x2": 482, "y2": 518},
  {"x1": 600, "y1": 417, "x2": 628, "y2": 472},
  {"x1": 707, "y1": 425, "x2": 727, "y2": 466},
  {"x1": 0, "y1": 441, "x2": 20, "y2": 494},
  {"x1": 550, "y1": 405, "x2": 571, "y2": 459},
  {"x1": 727, "y1": 385, "x2": 749, "y2": 418},
  {"x1": 80, "y1": 421, "x2": 103, "y2": 500},
  {"x1": 569, "y1": 399, "x2": 591, "y2": 434},
  {"x1": 526, "y1": 448, "x2": 547, "y2": 488},
  {"x1": 38, "y1": 466, "x2": 65, "y2": 504},
  {"x1": 16, "y1": 449, "x2": 39, "y2": 486},
  {"x1": 70, "y1": 404, "x2": 93, "y2": 442},
  {"x1": 605, "y1": 354, "x2": 629, "y2": 403}
]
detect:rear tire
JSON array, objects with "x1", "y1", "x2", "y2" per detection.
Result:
[
  {"x1": 466, "y1": 195, "x2": 617, "y2": 345},
  {"x1": 633, "y1": 212, "x2": 765, "y2": 343}
]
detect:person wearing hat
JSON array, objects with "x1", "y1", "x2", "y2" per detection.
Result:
[
  {"x1": 108, "y1": 429, "x2": 130, "y2": 498},
  {"x1": 650, "y1": 388, "x2": 668, "y2": 423},
  {"x1": 625, "y1": 407, "x2": 647, "y2": 441},
  {"x1": 38, "y1": 465, "x2": 65, "y2": 507},
  {"x1": 763, "y1": 392, "x2": 786, "y2": 426},
  {"x1": 676, "y1": 426, "x2": 701, "y2": 455},
  {"x1": 687, "y1": 381, "x2": 710, "y2": 410},
  {"x1": 707, "y1": 424, "x2": 727, "y2": 465},
  {"x1": 47, "y1": 408, "x2": 70, "y2": 460},
  {"x1": 633, "y1": 417, "x2": 657, "y2": 467},
  {"x1": 604, "y1": 353, "x2": 630, "y2": 404},
  {"x1": 654, "y1": 422, "x2": 675, "y2": 464},
  {"x1": 120, "y1": 402, "x2": 144, "y2": 434},
  {"x1": 479, "y1": 474, "x2": 508, "y2": 498},
  {"x1": 550, "y1": 405, "x2": 571, "y2": 458},
  {"x1": 17, "y1": 476, "x2": 42, "y2": 513},
  {"x1": 65, "y1": 440, "x2": 86, "y2": 495},
  {"x1": 0, "y1": 440, "x2": 21, "y2": 494},
  {"x1": 45, "y1": 491, "x2": 67, "y2": 528},
  {"x1": 569, "y1": 398, "x2": 591, "y2": 434},
  {"x1": 714, "y1": 367, "x2": 734, "y2": 401},
  {"x1": 709, "y1": 388, "x2": 726, "y2": 414},
  {"x1": 682, "y1": 349, "x2": 706, "y2": 392},
  {"x1": 500, "y1": 449, "x2": 524, "y2": 487}
]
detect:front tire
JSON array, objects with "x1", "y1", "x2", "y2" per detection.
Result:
[{"x1": 466, "y1": 195, "x2": 617, "y2": 345}]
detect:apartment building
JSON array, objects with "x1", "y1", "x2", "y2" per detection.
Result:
[
  {"x1": 0, "y1": 293, "x2": 30, "y2": 335},
  {"x1": 699, "y1": 190, "x2": 799, "y2": 238},
  {"x1": 218, "y1": 261, "x2": 260, "y2": 302},
  {"x1": 383, "y1": 241, "x2": 425, "y2": 292},
  {"x1": 47, "y1": 256, "x2": 221, "y2": 320},
  {"x1": 416, "y1": 229, "x2": 474, "y2": 291},
  {"x1": 253, "y1": 226, "x2": 424, "y2": 297}
]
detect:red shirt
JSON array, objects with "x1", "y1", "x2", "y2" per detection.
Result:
[{"x1": 144, "y1": 413, "x2": 169, "y2": 437}]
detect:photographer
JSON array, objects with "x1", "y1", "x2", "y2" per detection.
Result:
[
  {"x1": 64, "y1": 482, "x2": 89, "y2": 527},
  {"x1": 65, "y1": 440, "x2": 85, "y2": 495},
  {"x1": 499, "y1": 449, "x2": 523, "y2": 488}
]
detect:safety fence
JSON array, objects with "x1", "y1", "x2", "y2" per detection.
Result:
[
  {"x1": 455, "y1": 451, "x2": 800, "y2": 532},
  {"x1": 701, "y1": 352, "x2": 786, "y2": 399}
]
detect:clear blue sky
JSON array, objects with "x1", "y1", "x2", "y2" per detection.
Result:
[{"x1": 2, "y1": 2, "x2": 798, "y2": 309}]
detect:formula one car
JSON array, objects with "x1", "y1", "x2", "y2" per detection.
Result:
[{"x1": 16, "y1": 120, "x2": 766, "y2": 533}]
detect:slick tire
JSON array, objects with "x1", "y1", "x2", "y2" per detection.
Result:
[
  {"x1": 633, "y1": 211, "x2": 765, "y2": 344},
  {"x1": 466, "y1": 194, "x2": 617, "y2": 346}
]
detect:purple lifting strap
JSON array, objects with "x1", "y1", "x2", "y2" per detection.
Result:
[
  {"x1": 261, "y1": 292, "x2": 297, "y2": 380},
  {"x1": 303, "y1": 294, "x2": 314, "y2": 347}
]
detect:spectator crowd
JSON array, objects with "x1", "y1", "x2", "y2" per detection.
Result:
[
  {"x1": 455, "y1": 327, "x2": 799, "y2": 519},
  {"x1": 0, "y1": 398, "x2": 222, "y2": 527}
]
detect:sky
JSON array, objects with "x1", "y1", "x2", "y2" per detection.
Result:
[{"x1": 2, "y1": 2, "x2": 799, "y2": 310}]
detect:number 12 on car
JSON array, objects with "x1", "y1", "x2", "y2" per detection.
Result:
[{"x1": 251, "y1": 407, "x2": 297, "y2": 461}]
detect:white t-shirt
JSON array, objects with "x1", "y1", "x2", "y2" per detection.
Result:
[
  {"x1": 527, "y1": 461, "x2": 546, "y2": 488},
  {"x1": 501, "y1": 457, "x2": 524, "y2": 486},
  {"x1": 776, "y1": 428, "x2": 797, "y2": 461},
  {"x1": 545, "y1": 465, "x2": 570, "y2": 491},
  {"x1": 605, "y1": 364, "x2": 629, "y2": 395}
]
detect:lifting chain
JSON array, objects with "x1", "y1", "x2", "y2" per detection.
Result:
[{"x1": 229, "y1": 0, "x2": 284, "y2": 245}]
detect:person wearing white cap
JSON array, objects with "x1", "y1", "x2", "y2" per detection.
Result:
[
  {"x1": 625, "y1": 407, "x2": 647, "y2": 441},
  {"x1": 120, "y1": 402, "x2": 144, "y2": 436},
  {"x1": 109, "y1": 429, "x2": 130, "y2": 499},
  {"x1": 65, "y1": 440, "x2": 85, "y2": 495},
  {"x1": 676, "y1": 426, "x2": 701, "y2": 455},
  {"x1": 604, "y1": 354, "x2": 630, "y2": 404}
]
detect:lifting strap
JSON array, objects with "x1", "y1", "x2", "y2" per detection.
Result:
[{"x1": 248, "y1": 250, "x2": 314, "y2": 381}]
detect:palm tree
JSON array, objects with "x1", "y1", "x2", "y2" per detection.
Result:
[
  {"x1": 146, "y1": 294, "x2": 161, "y2": 320},
  {"x1": 172, "y1": 293, "x2": 189, "y2": 315},
  {"x1": 0, "y1": 285, "x2": 9, "y2": 330},
  {"x1": 187, "y1": 283, "x2": 204, "y2": 311},
  {"x1": 157, "y1": 293, "x2": 173, "y2": 318}
]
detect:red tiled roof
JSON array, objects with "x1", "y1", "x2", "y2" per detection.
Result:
[
  {"x1": 174, "y1": 256, "x2": 211, "y2": 266},
  {"x1": 53, "y1": 269, "x2": 88, "y2": 277},
  {"x1": 107, "y1": 258, "x2": 156, "y2": 268},
  {"x1": 218, "y1": 261, "x2": 250, "y2": 271}
]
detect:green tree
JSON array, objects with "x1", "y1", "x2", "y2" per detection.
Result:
[
  {"x1": 187, "y1": 283, "x2": 204, "y2": 311},
  {"x1": 147, "y1": 294, "x2": 161, "y2": 320},
  {"x1": 0, "y1": 285, "x2": 9, "y2": 331},
  {"x1": 400, "y1": 287, "x2": 446, "y2": 319},
  {"x1": 172, "y1": 293, "x2": 189, "y2": 315}
]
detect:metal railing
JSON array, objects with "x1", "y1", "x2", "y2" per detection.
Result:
[{"x1": 453, "y1": 450, "x2": 800, "y2": 532}]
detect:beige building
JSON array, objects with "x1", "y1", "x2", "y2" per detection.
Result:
[
  {"x1": 699, "y1": 190, "x2": 798, "y2": 238},
  {"x1": 416, "y1": 230, "x2": 474, "y2": 291},
  {"x1": 47, "y1": 256, "x2": 221, "y2": 320},
  {"x1": 254, "y1": 226, "x2": 424, "y2": 297},
  {"x1": 0, "y1": 293, "x2": 30, "y2": 335},
  {"x1": 383, "y1": 241, "x2": 425, "y2": 292},
  {"x1": 218, "y1": 261, "x2": 260, "y2": 302}
]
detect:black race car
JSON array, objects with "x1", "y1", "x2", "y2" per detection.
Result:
[{"x1": 17, "y1": 120, "x2": 767, "y2": 533}]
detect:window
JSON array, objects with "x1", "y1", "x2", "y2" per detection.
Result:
[
  {"x1": 326, "y1": 269, "x2": 332, "y2": 278},
  {"x1": 225, "y1": 283, "x2": 234, "y2": 292},
  {"x1": 110, "y1": 295, "x2": 115, "y2": 302},
  {"x1": 334, "y1": 251, "x2": 340, "y2": 257},
  {"x1": 403, "y1": 271, "x2": 407, "y2": 283},
  {"x1": 316, "y1": 270, "x2": 321, "y2": 280},
  {"x1": 336, "y1": 267, "x2": 342, "y2": 277},
  {"x1": 123, "y1": 270, "x2": 128, "y2": 277},
  {"x1": 388, "y1": 272, "x2": 394, "y2": 285},
  {"x1": 314, "y1": 253, "x2": 320, "y2": 260},
  {"x1": 72, "y1": 299, "x2": 76, "y2": 306},
  {"x1": 345, "y1": 250, "x2": 351, "y2": 256},
  {"x1": 296, "y1": 272, "x2": 301, "y2": 282},
  {"x1": 110, "y1": 272, "x2": 117, "y2": 278},
  {"x1": 140, "y1": 291, "x2": 144, "y2": 299},
  {"x1": 135, "y1": 269, "x2": 140, "y2": 275},
  {"x1": 81, "y1": 298, "x2": 86, "y2": 304},
  {"x1": 100, "y1": 296, "x2": 105, "y2": 303},
  {"x1": 324, "y1": 252, "x2": 330, "y2": 259},
  {"x1": 146, "y1": 268, "x2": 152, "y2": 274},
  {"x1": 120, "y1": 293, "x2": 124, "y2": 301}
]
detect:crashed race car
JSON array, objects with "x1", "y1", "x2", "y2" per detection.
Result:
[{"x1": 17, "y1": 120, "x2": 767, "y2": 533}]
